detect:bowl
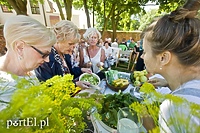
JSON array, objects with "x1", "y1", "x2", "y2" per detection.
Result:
[
  {"x1": 79, "y1": 73, "x2": 100, "y2": 86},
  {"x1": 106, "y1": 81, "x2": 129, "y2": 92}
]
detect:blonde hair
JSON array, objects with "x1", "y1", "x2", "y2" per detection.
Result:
[
  {"x1": 53, "y1": 20, "x2": 80, "y2": 43},
  {"x1": 4, "y1": 15, "x2": 56, "y2": 50},
  {"x1": 83, "y1": 28, "x2": 101, "y2": 40}
]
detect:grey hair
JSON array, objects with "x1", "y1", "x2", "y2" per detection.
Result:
[
  {"x1": 83, "y1": 28, "x2": 101, "y2": 40},
  {"x1": 4, "y1": 15, "x2": 56, "y2": 50}
]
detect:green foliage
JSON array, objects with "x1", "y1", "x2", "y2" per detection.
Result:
[
  {"x1": 0, "y1": 74, "x2": 103, "y2": 133},
  {"x1": 157, "y1": 0, "x2": 185, "y2": 13},
  {"x1": 0, "y1": 0, "x2": 12, "y2": 9},
  {"x1": 130, "y1": 82, "x2": 200, "y2": 133},
  {"x1": 138, "y1": 9, "x2": 165, "y2": 31},
  {"x1": 99, "y1": 91, "x2": 141, "y2": 129}
]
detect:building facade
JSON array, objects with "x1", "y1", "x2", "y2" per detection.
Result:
[{"x1": 0, "y1": 0, "x2": 91, "y2": 29}]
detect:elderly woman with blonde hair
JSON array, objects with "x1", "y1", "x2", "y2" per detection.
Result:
[
  {"x1": 35, "y1": 20, "x2": 91, "y2": 89},
  {"x1": 0, "y1": 15, "x2": 56, "y2": 110},
  {"x1": 79, "y1": 28, "x2": 106, "y2": 79}
]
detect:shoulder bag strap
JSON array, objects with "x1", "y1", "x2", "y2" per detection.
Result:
[{"x1": 86, "y1": 47, "x2": 94, "y2": 72}]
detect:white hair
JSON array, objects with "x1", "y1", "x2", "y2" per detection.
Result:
[
  {"x1": 83, "y1": 28, "x2": 101, "y2": 40},
  {"x1": 4, "y1": 15, "x2": 56, "y2": 50}
]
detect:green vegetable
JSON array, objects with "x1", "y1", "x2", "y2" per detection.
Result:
[
  {"x1": 80, "y1": 74, "x2": 99, "y2": 85},
  {"x1": 99, "y1": 91, "x2": 142, "y2": 128}
]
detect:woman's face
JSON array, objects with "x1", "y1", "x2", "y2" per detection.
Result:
[
  {"x1": 105, "y1": 42, "x2": 109, "y2": 47},
  {"x1": 141, "y1": 38, "x2": 160, "y2": 74},
  {"x1": 21, "y1": 43, "x2": 52, "y2": 72},
  {"x1": 88, "y1": 33, "x2": 98, "y2": 46},
  {"x1": 58, "y1": 40, "x2": 76, "y2": 54}
]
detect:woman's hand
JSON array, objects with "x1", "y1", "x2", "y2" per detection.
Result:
[
  {"x1": 76, "y1": 81, "x2": 90, "y2": 90},
  {"x1": 148, "y1": 77, "x2": 168, "y2": 87},
  {"x1": 84, "y1": 61, "x2": 92, "y2": 68},
  {"x1": 96, "y1": 62, "x2": 104, "y2": 67},
  {"x1": 81, "y1": 68, "x2": 92, "y2": 74}
]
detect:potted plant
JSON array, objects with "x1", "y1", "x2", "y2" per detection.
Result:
[{"x1": 90, "y1": 91, "x2": 145, "y2": 133}]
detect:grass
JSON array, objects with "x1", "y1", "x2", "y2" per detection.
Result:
[{"x1": 110, "y1": 61, "x2": 136, "y2": 73}]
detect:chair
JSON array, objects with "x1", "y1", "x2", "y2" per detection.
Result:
[
  {"x1": 118, "y1": 45, "x2": 128, "y2": 51},
  {"x1": 111, "y1": 47, "x2": 121, "y2": 58},
  {"x1": 115, "y1": 50, "x2": 133, "y2": 70},
  {"x1": 131, "y1": 52, "x2": 139, "y2": 71}
]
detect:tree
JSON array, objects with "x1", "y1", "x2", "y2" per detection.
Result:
[
  {"x1": 138, "y1": 9, "x2": 163, "y2": 31},
  {"x1": 1, "y1": 0, "x2": 28, "y2": 15},
  {"x1": 53, "y1": 0, "x2": 73, "y2": 20},
  {"x1": 95, "y1": 0, "x2": 143, "y2": 40},
  {"x1": 65, "y1": 0, "x2": 73, "y2": 20},
  {"x1": 54, "y1": 0, "x2": 65, "y2": 20},
  {"x1": 0, "y1": 0, "x2": 47, "y2": 16},
  {"x1": 73, "y1": 0, "x2": 93, "y2": 28}
]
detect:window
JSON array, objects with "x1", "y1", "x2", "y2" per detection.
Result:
[
  {"x1": 30, "y1": 0, "x2": 40, "y2": 14},
  {"x1": 1, "y1": 5, "x2": 12, "y2": 13}
]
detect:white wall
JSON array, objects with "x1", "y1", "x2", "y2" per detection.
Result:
[
  {"x1": 0, "y1": 0, "x2": 91, "y2": 29},
  {"x1": 0, "y1": 7, "x2": 16, "y2": 24}
]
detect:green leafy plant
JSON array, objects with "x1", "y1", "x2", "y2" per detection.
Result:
[
  {"x1": 130, "y1": 82, "x2": 200, "y2": 133},
  {"x1": 99, "y1": 91, "x2": 142, "y2": 128},
  {"x1": 0, "y1": 74, "x2": 104, "y2": 133}
]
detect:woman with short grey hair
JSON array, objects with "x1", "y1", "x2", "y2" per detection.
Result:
[{"x1": 79, "y1": 28, "x2": 105, "y2": 79}]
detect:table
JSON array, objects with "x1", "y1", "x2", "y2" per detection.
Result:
[
  {"x1": 99, "y1": 72, "x2": 133, "y2": 95},
  {"x1": 90, "y1": 72, "x2": 147, "y2": 133}
]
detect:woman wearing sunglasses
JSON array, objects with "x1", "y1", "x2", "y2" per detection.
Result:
[
  {"x1": 34, "y1": 20, "x2": 91, "y2": 89},
  {"x1": 0, "y1": 15, "x2": 56, "y2": 110}
]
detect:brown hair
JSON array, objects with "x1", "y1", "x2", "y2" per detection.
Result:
[{"x1": 145, "y1": 0, "x2": 200, "y2": 66}]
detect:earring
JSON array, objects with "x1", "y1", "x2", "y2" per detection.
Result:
[
  {"x1": 18, "y1": 56, "x2": 22, "y2": 60},
  {"x1": 160, "y1": 67, "x2": 162, "y2": 70}
]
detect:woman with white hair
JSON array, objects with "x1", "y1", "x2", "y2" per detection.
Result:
[
  {"x1": 35, "y1": 20, "x2": 91, "y2": 89},
  {"x1": 0, "y1": 15, "x2": 56, "y2": 110},
  {"x1": 79, "y1": 28, "x2": 106, "y2": 79}
]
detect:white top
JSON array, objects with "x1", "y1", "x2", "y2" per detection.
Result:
[
  {"x1": 159, "y1": 80, "x2": 200, "y2": 133},
  {"x1": 0, "y1": 71, "x2": 38, "y2": 111},
  {"x1": 111, "y1": 42, "x2": 118, "y2": 48},
  {"x1": 103, "y1": 46, "x2": 112, "y2": 58},
  {"x1": 83, "y1": 48, "x2": 102, "y2": 73}
]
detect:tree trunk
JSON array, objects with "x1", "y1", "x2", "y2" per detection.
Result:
[
  {"x1": 92, "y1": 4, "x2": 94, "y2": 27},
  {"x1": 112, "y1": 9, "x2": 120, "y2": 42},
  {"x1": 102, "y1": 4, "x2": 115, "y2": 39},
  {"x1": 7, "y1": 0, "x2": 27, "y2": 15},
  {"x1": 83, "y1": 0, "x2": 91, "y2": 28},
  {"x1": 55, "y1": 0, "x2": 65, "y2": 20},
  {"x1": 66, "y1": 0, "x2": 72, "y2": 20},
  {"x1": 64, "y1": 0, "x2": 68, "y2": 20}
]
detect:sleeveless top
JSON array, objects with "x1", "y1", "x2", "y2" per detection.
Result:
[{"x1": 83, "y1": 48, "x2": 102, "y2": 73}]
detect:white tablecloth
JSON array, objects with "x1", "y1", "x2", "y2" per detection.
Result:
[{"x1": 99, "y1": 79, "x2": 134, "y2": 95}]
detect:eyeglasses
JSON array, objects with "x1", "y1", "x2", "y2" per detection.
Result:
[{"x1": 31, "y1": 46, "x2": 50, "y2": 59}]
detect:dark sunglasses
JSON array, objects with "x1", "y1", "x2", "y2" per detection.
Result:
[{"x1": 31, "y1": 46, "x2": 50, "y2": 59}]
